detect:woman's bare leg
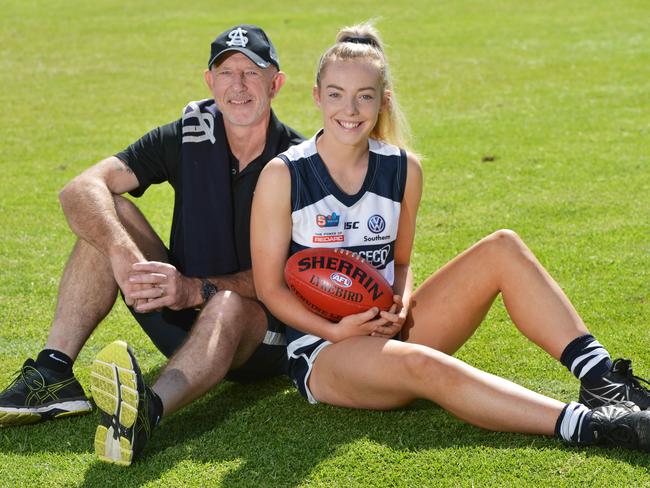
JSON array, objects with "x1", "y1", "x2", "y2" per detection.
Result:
[
  {"x1": 403, "y1": 229, "x2": 588, "y2": 359},
  {"x1": 309, "y1": 337, "x2": 563, "y2": 434}
]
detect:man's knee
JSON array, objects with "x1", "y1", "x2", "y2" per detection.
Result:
[
  {"x1": 199, "y1": 291, "x2": 266, "y2": 340},
  {"x1": 71, "y1": 237, "x2": 109, "y2": 264},
  {"x1": 113, "y1": 194, "x2": 139, "y2": 221},
  {"x1": 190, "y1": 291, "x2": 267, "y2": 369},
  {"x1": 112, "y1": 195, "x2": 167, "y2": 262}
]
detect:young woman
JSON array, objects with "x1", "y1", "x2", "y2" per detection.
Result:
[{"x1": 251, "y1": 23, "x2": 650, "y2": 450}]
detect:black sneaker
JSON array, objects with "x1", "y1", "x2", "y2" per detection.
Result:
[
  {"x1": 0, "y1": 359, "x2": 92, "y2": 427},
  {"x1": 579, "y1": 358, "x2": 650, "y2": 410},
  {"x1": 589, "y1": 401, "x2": 650, "y2": 451},
  {"x1": 90, "y1": 340, "x2": 159, "y2": 465}
]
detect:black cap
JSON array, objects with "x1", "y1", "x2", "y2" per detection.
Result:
[{"x1": 208, "y1": 24, "x2": 280, "y2": 70}]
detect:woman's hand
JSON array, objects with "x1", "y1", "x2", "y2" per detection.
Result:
[
  {"x1": 371, "y1": 295, "x2": 407, "y2": 338},
  {"x1": 330, "y1": 307, "x2": 392, "y2": 343}
]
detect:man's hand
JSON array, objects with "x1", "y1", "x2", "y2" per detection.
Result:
[
  {"x1": 108, "y1": 247, "x2": 149, "y2": 308},
  {"x1": 128, "y1": 261, "x2": 202, "y2": 312}
]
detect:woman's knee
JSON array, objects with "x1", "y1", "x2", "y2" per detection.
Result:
[
  {"x1": 482, "y1": 229, "x2": 531, "y2": 260},
  {"x1": 486, "y1": 228, "x2": 523, "y2": 246},
  {"x1": 399, "y1": 347, "x2": 471, "y2": 398},
  {"x1": 399, "y1": 346, "x2": 453, "y2": 385}
]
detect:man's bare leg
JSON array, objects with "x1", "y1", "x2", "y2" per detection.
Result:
[
  {"x1": 44, "y1": 196, "x2": 167, "y2": 360},
  {"x1": 152, "y1": 291, "x2": 267, "y2": 416},
  {"x1": 0, "y1": 196, "x2": 167, "y2": 426},
  {"x1": 90, "y1": 284, "x2": 271, "y2": 465},
  {"x1": 43, "y1": 239, "x2": 119, "y2": 360}
]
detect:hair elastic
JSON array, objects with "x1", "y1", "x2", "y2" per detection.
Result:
[{"x1": 341, "y1": 36, "x2": 376, "y2": 46}]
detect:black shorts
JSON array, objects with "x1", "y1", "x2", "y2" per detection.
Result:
[
  {"x1": 126, "y1": 300, "x2": 288, "y2": 383},
  {"x1": 287, "y1": 334, "x2": 331, "y2": 404},
  {"x1": 287, "y1": 330, "x2": 403, "y2": 403}
]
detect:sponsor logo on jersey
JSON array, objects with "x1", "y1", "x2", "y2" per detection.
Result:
[
  {"x1": 316, "y1": 213, "x2": 340, "y2": 228},
  {"x1": 356, "y1": 244, "x2": 391, "y2": 268},
  {"x1": 363, "y1": 234, "x2": 391, "y2": 242},
  {"x1": 227, "y1": 27, "x2": 249, "y2": 47},
  {"x1": 330, "y1": 272, "x2": 353, "y2": 288},
  {"x1": 367, "y1": 214, "x2": 386, "y2": 234},
  {"x1": 313, "y1": 235, "x2": 345, "y2": 243},
  {"x1": 344, "y1": 221, "x2": 359, "y2": 230}
]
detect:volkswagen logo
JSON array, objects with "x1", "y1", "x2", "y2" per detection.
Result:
[{"x1": 367, "y1": 214, "x2": 386, "y2": 234}]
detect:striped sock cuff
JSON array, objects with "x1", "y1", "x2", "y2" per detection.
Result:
[
  {"x1": 560, "y1": 334, "x2": 612, "y2": 383},
  {"x1": 556, "y1": 402, "x2": 593, "y2": 444}
]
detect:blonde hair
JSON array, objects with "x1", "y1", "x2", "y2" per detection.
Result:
[{"x1": 316, "y1": 22, "x2": 412, "y2": 150}]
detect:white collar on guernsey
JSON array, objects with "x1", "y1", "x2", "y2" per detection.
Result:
[{"x1": 280, "y1": 129, "x2": 401, "y2": 161}]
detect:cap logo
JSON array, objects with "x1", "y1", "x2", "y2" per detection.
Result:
[{"x1": 227, "y1": 27, "x2": 249, "y2": 48}]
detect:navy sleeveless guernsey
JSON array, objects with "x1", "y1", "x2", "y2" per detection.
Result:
[{"x1": 277, "y1": 131, "x2": 408, "y2": 402}]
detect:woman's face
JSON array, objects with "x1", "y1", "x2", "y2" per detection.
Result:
[{"x1": 313, "y1": 59, "x2": 387, "y2": 148}]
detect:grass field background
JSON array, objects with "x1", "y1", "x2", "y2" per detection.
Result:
[{"x1": 1, "y1": 0, "x2": 649, "y2": 486}]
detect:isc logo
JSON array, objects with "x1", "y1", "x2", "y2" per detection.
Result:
[
  {"x1": 344, "y1": 221, "x2": 359, "y2": 230},
  {"x1": 330, "y1": 272, "x2": 353, "y2": 288}
]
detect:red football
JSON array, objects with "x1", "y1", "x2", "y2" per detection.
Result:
[{"x1": 284, "y1": 247, "x2": 394, "y2": 322}]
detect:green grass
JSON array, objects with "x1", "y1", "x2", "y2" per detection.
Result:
[{"x1": 1, "y1": 0, "x2": 649, "y2": 486}]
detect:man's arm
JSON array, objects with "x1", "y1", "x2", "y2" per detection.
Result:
[
  {"x1": 128, "y1": 266, "x2": 257, "y2": 312},
  {"x1": 59, "y1": 156, "x2": 146, "y2": 305},
  {"x1": 199, "y1": 270, "x2": 256, "y2": 301}
]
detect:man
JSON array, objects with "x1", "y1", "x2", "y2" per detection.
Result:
[{"x1": 0, "y1": 24, "x2": 303, "y2": 466}]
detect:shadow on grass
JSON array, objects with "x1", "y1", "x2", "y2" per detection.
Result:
[
  {"x1": 2, "y1": 371, "x2": 649, "y2": 486},
  {"x1": 79, "y1": 378, "x2": 650, "y2": 487}
]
